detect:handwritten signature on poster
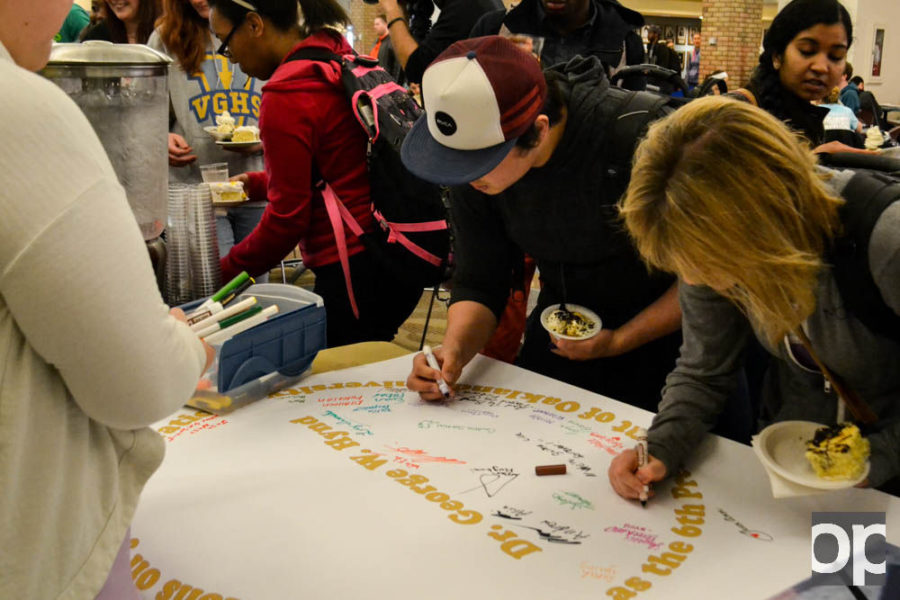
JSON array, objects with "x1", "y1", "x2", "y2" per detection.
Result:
[
  {"x1": 515, "y1": 432, "x2": 596, "y2": 477},
  {"x1": 604, "y1": 523, "x2": 664, "y2": 551},
  {"x1": 718, "y1": 508, "x2": 773, "y2": 541}
]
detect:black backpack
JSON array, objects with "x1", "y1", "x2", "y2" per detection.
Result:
[
  {"x1": 285, "y1": 46, "x2": 451, "y2": 295},
  {"x1": 830, "y1": 169, "x2": 900, "y2": 342}
]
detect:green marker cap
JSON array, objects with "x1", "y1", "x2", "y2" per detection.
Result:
[{"x1": 211, "y1": 271, "x2": 250, "y2": 302}]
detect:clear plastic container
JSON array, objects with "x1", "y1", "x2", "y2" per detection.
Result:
[
  {"x1": 184, "y1": 284, "x2": 327, "y2": 414},
  {"x1": 41, "y1": 43, "x2": 171, "y2": 241}
]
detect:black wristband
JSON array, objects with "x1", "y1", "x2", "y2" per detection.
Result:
[{"x1": 387, "y1": 17, "x2": 407, "y2": 29}]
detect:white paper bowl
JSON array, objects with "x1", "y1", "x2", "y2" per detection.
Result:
[
  {"x1": 755, "y1": 421, "x2": 870, "y2": 490},
  {"x1": 540, "y1": 304, "x2": 602, "y2": 341}
]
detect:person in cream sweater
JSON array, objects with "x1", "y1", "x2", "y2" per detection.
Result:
[{"x1": 0, "y1": 0, "x2": 212, "y2": 597}]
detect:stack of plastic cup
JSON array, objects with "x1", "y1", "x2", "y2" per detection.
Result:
[
  {"x1": 165, "y1": 183, "x2": 193, "y2": 305},
  {"x1": 189, "y1": 183, "x2": 222, "y2": 298}
]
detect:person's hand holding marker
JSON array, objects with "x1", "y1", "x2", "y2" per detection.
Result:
[
  {"x1": 407, "y1": 345, "x2": 462, "y2": 401},
  {"x1": 608, "y1": 444, "x2": 667, "y2": 503}
]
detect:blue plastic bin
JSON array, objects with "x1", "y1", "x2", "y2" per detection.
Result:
[{"x1": 183, "y1": 283, "x2": 326, "y2": 414}]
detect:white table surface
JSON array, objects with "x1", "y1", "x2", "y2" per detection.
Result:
[{"x1": 129, "y1": 354, "x2": 900, "y2": 600}]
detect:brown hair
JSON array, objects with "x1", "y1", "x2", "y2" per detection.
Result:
[
  {"x1": 843, "y1": 61, "x2": 853, "y2": 79},
  {"x1": 619, "y1": 97, "x2": 844, "y2": 345},
  {"x1": 156, "y1": 0, "x2": 210, "y2": 74},
  {"x1": 100, "y1": 0, "x2": 161, "y2": 44},
  {"x1": 825, "y1": 86, "x2": 841, "y2": 104}
]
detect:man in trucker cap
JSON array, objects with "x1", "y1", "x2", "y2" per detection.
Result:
[{"x1": 401, "y1": 36, "x2": 685, "y2": 418}]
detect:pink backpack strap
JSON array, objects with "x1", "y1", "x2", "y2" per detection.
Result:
[
  {"x1": 373, "y1": 209, "x2": 446, "y2": 267},
  {"x1": 321, "y1": 183, "x2": 365, "y2": 320}
]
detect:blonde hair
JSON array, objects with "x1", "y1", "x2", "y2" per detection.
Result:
[
  {"x1": 619, "y1": 96, "x2": 844, "y2": 345},
  {"x1": 825, "y1": 86, "x2": 841, "y2": 104}
]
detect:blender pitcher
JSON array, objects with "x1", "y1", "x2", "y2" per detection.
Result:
[{"x1": 41, "y1": 42, "x2": 172, "y2": 286}]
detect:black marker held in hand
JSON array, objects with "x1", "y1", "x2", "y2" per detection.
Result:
[{"x1": 635, "y1": 427, "x2": 649, "y2": 507}]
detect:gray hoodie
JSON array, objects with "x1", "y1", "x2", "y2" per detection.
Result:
[
  {"x1": 147, "y1": 30, "x2": 264, "y2": 185},
  {"x1": 649, "y1": 168, "x2": 900, "y2": 487}
]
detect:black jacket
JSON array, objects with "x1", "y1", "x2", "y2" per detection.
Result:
[
  {"x1": 740, "y1": 80, "x2": 830, "y2": 146},
  {"x1": 449, "y1": 56, "x2": 674, "y2": 325},
  {"x1": 645, "y1": 41, "x2": 680, "y2": 72},
  {"x1": 404, "y1": 0, "x2": 503, "y2": 84},
  {"x1": 448, "y1": 57, "x2": 680, "y2": 408},
  {"x1": 470, "y1": 0, "x2": 644, "y2": 72},
  {"x1": 377, "y1": 35, "x2": 405, "y2": 86}
]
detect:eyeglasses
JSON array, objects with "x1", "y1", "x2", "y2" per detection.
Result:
[
  {"x1": 214, "y1": 0, "x2": 259, "y2": 59},
  {"x1": 216, "y1": 15, "x2": 246, "y2": 60}
]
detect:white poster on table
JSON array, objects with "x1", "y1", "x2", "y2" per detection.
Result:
[{"x1": 129, "y1": 355, "x2": 900, "y2": 600}]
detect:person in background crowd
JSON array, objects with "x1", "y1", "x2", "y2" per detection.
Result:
[
  {"x1": 644, "y1": 24, "x2": 679, "y2": 72},
  {"x1": 371, "y1": 12, "x2": 404, "y2": 84},
  {"x1": 821, "y1": 86, "x2": 861, "y2": 133},
  {"x1": 81, "y1": 0, "x2": 161, "y2": 44},
  {"x1": 91, "y1": 0, "x2": 104, "y2": 25},
  {"x1": 209, "y1": 0, "x2": 423, "y2": 346},
  {"x1": 838, "y1": 61, "x2": 860, "y2": 113},
  {"x1": 856, "y1": 78, "x2": 887, "y2": 130},
  {"x1": 609, "y1": 97, "x2": 900, "y2": 501},
  {"x1": 470, "y1": 0, "x2": 645, "y2": 74},
  {"x1": 685, "y1": 32, "x2": 701, "y2": 89},
  {"x1": 56, "y1": 3, "x2": 91, "y2": 42},
  {"x1": 376, "y1": 0, "x2": 503, "y2": 84},
  {"x1": 704, "y1": 70, "x2": 729, "y2": 94},
  {"x1": 371, "y1": 13, "x2": 389, "y2": 57},
  {"x1": 731, "y1": 0, "x2": 852, "y2": 150},
  {"x1": 0, "y1": 0, "x2": 212, "y2": 596},
  {"x1": 403, "y1": 36, "x2": 681, "y2": 412},
  {"x1": 148, "y1": 0, "x2": 266, "y2": 259}
]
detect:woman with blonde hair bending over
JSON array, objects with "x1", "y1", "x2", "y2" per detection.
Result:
[{"x1": 608, "y1": 96, "x2": 900, "y2": 500}]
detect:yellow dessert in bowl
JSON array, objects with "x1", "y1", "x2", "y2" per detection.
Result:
[{"x1": 805, "y1": 423, "x2": 870, "y2": 481}]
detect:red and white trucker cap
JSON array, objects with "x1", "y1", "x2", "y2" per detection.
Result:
[{"x1": 401, "y1": 36, "x2": 547, "y2": 186}]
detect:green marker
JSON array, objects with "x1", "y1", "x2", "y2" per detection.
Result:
[
  {"x1": 211, "y1": 272, "x2": 251, "y2": 303},
  {"x1": 196, "y1": 305, "x2": 263, "y2": 339},
  {"x1": 191, "y1": 272, "x2": 252, "y2": 316}
]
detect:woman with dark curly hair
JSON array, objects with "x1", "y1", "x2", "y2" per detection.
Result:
[
  {"x1": 81, "y1": 0, "x2": 161, "y2": 44},
  {"x1": 733, "y1": 0, "x2": 853, "y2": 150}
]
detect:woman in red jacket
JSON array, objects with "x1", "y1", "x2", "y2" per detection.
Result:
[{"x1": 210, "y1": 0, "x2": 423, "y2": 346}]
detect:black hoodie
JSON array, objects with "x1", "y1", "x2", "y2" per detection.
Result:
[
  {"x1": 448, "y1": 59, "x2": 680, "y2": 410},
  {"x1": 470, "y1": 0, "x2": 645, "y2": 72}
]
